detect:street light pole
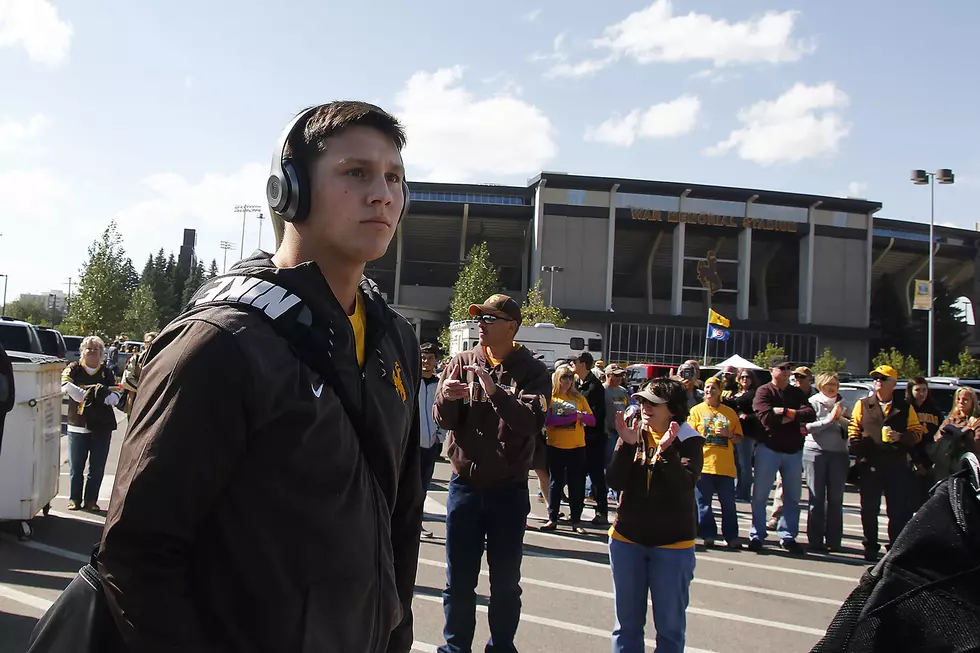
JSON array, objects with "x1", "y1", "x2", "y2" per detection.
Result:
[
  {"x1": 911, "y1": 168, "x2": 955, "y2": 377},
  {"x1": 0, "y1": 274, "x2": 7, "y2": 315},
  {"x1": 256, "y1": 213, "x2": 266, "y2": 250},
  {"x1": 234, "y1": 204, "x2": 261, "y2": 256},
  {"x1": 219, "y1": 241, "x2": 236, "y2": 273}
]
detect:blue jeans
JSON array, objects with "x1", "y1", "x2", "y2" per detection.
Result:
[
  {"x1": 750, "y1": 445, "x2": 803, "y2": 542},
  {"x1": 609, "y1": 538, "x2": 696, "y2": 653},
  {"x1": 68, "y1": 431, "x2": 111, "y2": 506},
  {"x1": 802, "y1": 448, "x2": 850, "y2": 548},
  {"x1": 440, "y1": 477, "x2": 530, "y2": 653},
  {"x1": 695, "y1": 474, "x2": 739, "y2": 542},
  {"x1": 734, "y1": 439, "x2": 755, "y2": 500}
]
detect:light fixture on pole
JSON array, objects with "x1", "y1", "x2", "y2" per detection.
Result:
[
  {"x1": 256, "y1": 213, "x2": 266, "y2": 250},
  {"x1": 540, "y1": 265, "x2": 564, "y2": 306},
  {"x1": 910, "y1": 168, "x2": 955, "y2": 377},
  {"x1": 219, "y1": 241, "x2": 236, "y2": 273},
  {"x1": 0, "y1": 273, "x2": 7, "y2": 315},
  {"x1": 234, "y1": 204, "x2": 261, "y2": 256}
]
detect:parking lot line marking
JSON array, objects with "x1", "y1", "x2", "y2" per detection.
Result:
[
  {"x1": 413, "y1": 593, "x2": 719, "y2": 653},
  {"x1": 0, "y1": 583, "x2": 54, "y2": 612},
  {"x1": 2, "y1": 534, "x2": 89, "y2": 564}
]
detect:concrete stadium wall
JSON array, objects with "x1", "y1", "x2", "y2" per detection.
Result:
[
  {"x1": 810, "y1": 235, "x2": 869, "y2": 328},
  {"x1": 540, "y1": 214, "x2": 609, "y2": 311}
]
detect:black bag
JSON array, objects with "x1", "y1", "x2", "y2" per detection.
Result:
[
  {"x1": 811, "y1": 452, "x2": 980, "y2": 653},
  {"x1": 25, "y1": 546, "x2": 125, "y2": 653},
  {"x1": 26, "y1": 278, "x2": 397, "y2": 652}
]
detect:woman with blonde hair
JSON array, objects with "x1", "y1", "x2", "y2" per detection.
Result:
[
  {"x1": 931, "y1": 386, "x2": 979, "y2": 483},
  {"x1": 542, "y1": 363, "x2": 595, "y2": 533}
]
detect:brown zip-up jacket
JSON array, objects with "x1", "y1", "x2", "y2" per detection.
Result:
[
  {"x1": 433, "y1": 344, "x2": 551, "y2": 488},
  {"x1": 97, "y1": 253, "x2": 423, "y2": 653}
]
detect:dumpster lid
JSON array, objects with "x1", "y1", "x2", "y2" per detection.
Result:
[{"x1": 7, "y1": 350, "x2": 63, "y2": 364}]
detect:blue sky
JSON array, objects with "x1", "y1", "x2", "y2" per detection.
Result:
[{"x1": 1, "y1": 0, "x2": 978, "y2": 302}]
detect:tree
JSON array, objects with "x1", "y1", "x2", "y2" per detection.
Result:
[
  {"x1": 439, "y1": 243, "x2": 503, "y2": 353},
  {"x1": 122, "y1": 258, "x2": 140, "y2": 295},
  {"x1": 908, "y1": 280, "x2": 969, "y2": 370},
  {"x1": 521, "y1": 280, "x2": 568, "y2": 327},
  {"x1": 869, "y1": 275, "x2": 909, "y2": 360},
  {"x1": 149, "y1": 249, "x2": 171, "y2": 325},
  {"x1": 61, "y1": 221, "x2": 131, "y2": 339},
  {"x1": 938, "y1": 348, "x2": 980, "y2": 378},
  {"x1": 181, "y1": 261, "x2": 206, "y2": 307},
  {"x1": 122, "y1": 283, "x2": 160, "y2": 339},
  {"x1": 752, "y1": 343, "x2": 786, "y2": 369},
  {"x1": 871, "y1": 347, "x2": 923, "y2": 378},
  {"x1": 207, "y1": 259, "x2": 219, "y2": 280},
  {"x1": 5, "y1": 296, "x2": 62, "y2": 327},
  {"x1": 812, "y1": 346, "x2": 847, "y2": 374}
]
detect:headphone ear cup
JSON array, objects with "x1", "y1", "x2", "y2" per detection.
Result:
[
  {"x1": 400, "y1": 180, "x2": 411, "y2": 221},
  {"x1": 274, "y1": 159, "x2": 310, "y2": 223}
]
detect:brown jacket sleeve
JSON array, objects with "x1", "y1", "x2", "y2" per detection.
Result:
[
  {"x1": 433, "y1": 355, "x2": 465, "y2": 431},
  {"x1": 98, "y1": 320, "x2": 251, "y2": 653}
]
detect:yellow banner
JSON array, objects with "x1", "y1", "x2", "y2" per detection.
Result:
[
  {"x1": 708, "y1": 309, "x2": 730, "y2": 328},
  {"x1": 913, "y1": 280, "x2": 932, "y2": 311}
]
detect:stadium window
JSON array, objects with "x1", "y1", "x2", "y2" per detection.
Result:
[{"x1": 568, "y1": 189, "x2": 587, "y2": 205}]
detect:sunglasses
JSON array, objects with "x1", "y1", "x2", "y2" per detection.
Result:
[
  {"x1": 560, "y1": 374, "x2": 574, "y2": 381},
  {"x1": 476, "y1": 314, "x2": 512, "y2": 325},
  {"x1": 776, "y1": 365, "x2": 793, "y2": 371}
]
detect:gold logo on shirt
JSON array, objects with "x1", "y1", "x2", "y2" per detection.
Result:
[{"x1": 392, "y1": 362, "x2": 407, "y2": 402}]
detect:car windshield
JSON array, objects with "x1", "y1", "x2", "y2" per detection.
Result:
[
  {"x1": 926, "y1": 388, "x2": 958, "y2": 416},
  {"x1": 63, "y1": 336, "x2": 82, "y2": 350},
  {"x1": 36, "y1": 330, "x2": 63, "y2": 356},
  {"x1": 0, "y1": 324, "x2": 33, "y2": 353}
]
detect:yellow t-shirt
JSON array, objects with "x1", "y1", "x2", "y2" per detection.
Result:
[
  {"x1": 688, "y1": 402, "x2": 742, "y2": 478},
  {"x1": 483, "y1": 343, "x2": 519, "y2": 368},
  {"x1": 609, "y1": 427, "x2": 695, "y2": 549},
  {"x1": 348, "y1": 292, "x2": 366, "y2": 368},
  {"x1": 546, "y1": 393, "x2": 591, "y2": 449}
]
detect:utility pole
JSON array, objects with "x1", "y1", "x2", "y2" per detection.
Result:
[
  {"x1": 219, "y1": 241, "x2": 236, "y2": 273},
  {"x1": 0, "y1": 274, "x2": 7, "y2": 316},
  {"x1": 540, "y1": 266, "x2": 564, "y2": 306},
  {"x1": 234, "y1": 204, "x2": 261, "y2": 256},
  {"x1": 256, "y1": 213, "x2": 266, "y2": 250},
  {"x1": 64, "y1": 277, "x2": 72, "y2": 314}
]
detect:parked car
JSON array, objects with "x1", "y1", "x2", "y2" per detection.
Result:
[
  {"x1": 62, "y1": 335, "x2": 82, "y2": 362},
  {"x1": 35, "y1": 326, "x2": 67, "y2": 359},
  {"x1": 839, "y1": 379, "x2": 962, "y2": 416},
  {"x1": 0, "y1": 317, "x2": 43, "y2": 354}
]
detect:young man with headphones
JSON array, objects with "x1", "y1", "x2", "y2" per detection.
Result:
[{"x1": 97, "y1": 102, "x2": 424, "y2": 653}]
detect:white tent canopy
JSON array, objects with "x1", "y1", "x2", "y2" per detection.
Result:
[{"x1": 704, "y1": 354, "x2": 764, "y2": 371}]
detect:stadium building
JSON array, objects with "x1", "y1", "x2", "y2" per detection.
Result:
[{"x1": 368, "y1": 172, "x2": 979, "y2": 370}]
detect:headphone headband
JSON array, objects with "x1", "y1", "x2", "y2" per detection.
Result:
[{"x1": 266, "y1": 103, "x2": 410, "y2": 226}]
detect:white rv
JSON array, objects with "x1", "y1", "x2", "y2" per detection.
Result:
[{"x1": 448, "y1": 321, "x2": 603, "y2": 368}]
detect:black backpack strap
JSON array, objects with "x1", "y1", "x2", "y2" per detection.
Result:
[{"x1": 180, "y1": 274, "x2": 378, "y2": 477}]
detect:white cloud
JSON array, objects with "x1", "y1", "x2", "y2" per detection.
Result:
[
  {"x1": 705, "y1": 82, "x2": 850, "y2": 166},
  {"x1": 523, "y1": 9, "x2": 541, "y2": 22},
  {"x1": 0, "y1": 113, "x2": 50, "y2": 153},
  {"x1": 393, "y1": 66, "x2": 557, "y2": 182},
  {"x1": 539, "y1": 0, "x2": 813, "y2": 78},
  {"x1": 585, "y1": 95, "x2": 701, "y2": 146},
  {"x1": 0, "y1": 0, "x2": 73, "y2": 66},
  {"x1": 846, "y1": 181, "x2": 868, "y2": 197}
]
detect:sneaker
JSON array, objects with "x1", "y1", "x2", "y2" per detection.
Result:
[
  {"x1": 84, "y1": 503, "x2": 102, "y2": 513},
  {"x1": 748, "y1": 538, "x2": 764, "y2": 552},
  {"x1": 725, "y1": 539, "x2": 743, "y2": 550},
  {"x1": 420, "y1": 527, "x2": 433, "y2": 539},
  {"x1": 702, "y1": 538, "x2": 715, "y2": 548},
  {"x1": 539, "y1": 521, "x2": 558, "y2": 531},
  {"x1": 570, "y1": 524, "x2": 586, "y2": 535},
  {"x1": 67, "y1": 501, "x2": 82, "y2": 511},
  {"x1": 591, "y1": 514, "x2": 609, "y2": 526},
  {"x1": 536, "y1": 491, "x2": 546, "y2": 503},
  {"x1": 780, "y1": 539, "x2": 804, "y2": 555}
]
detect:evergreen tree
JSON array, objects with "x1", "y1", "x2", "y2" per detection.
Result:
[
  {"x1": 752, "y1": 343, "x2": 786, "y2": 369},
  {"x1": 871, "y1": 347, "x2": 923, "y2": 378},
  {"x1": 938, "y1": 348, "x2": 980, "y2": 378},
  {"x1": 61, "y1": 221, "x2": 131, "y2": 339},
  {"x1": 207, "y1": 259, "x2": 219, "y2": 280},
  {"x1": 521, "y1": 280, "x2": 568, "y2": 327},
  {"x1": 181, "y1": 261, "x2": 206, "y2": 307},
  {"x1": 869, "y1": 274, "x2": 909, "y2": 361},
  {"x1": 812, "y1": 346, "x2": 847, "y2": 374},
  {"x1": 150, "y1": 249, "x2": 171, "y2": 324},
  {"x1": 123, "y1": 283, "x2": 160, "y2": 339},
  {"x1": 439, "y1": 242, "x2": 502, "y2": 353},
  {"x1": 122, "y1": 258, "x2": 140, "y2": 295}
]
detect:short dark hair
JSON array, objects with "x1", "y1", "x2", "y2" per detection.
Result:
[
  {"x1": 573, "y1": 352, "x2": 594, "y2": 367},
  {"x1": 272, "y1": 101, "x2": 407, "y2": 246},
  {"x1": 641, "y1": 377, "x2": 690, "y2": 423}
]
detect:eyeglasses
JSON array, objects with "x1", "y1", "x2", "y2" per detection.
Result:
[
  {"x1": 476, "y1": 314, "x2": 512, "y2": 325},
  {"x1": 776, "y1": 365, "x2": 793, "y2": 371}
]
